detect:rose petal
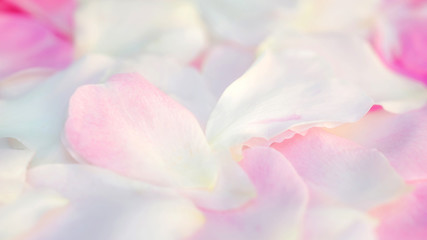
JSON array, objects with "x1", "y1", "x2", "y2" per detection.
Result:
[
  {"x1": 273, "y1": 129, "x2": 407, "y2": 210},
  {"x1": 372, "y1": 0, "x2": 427, "y2": 85},
  {"x1": 2, "y1": 0, "x2": 76, "y2": 37},
  {"x1": 66, "y1": 73, "x2": 217, "y2": 189}
]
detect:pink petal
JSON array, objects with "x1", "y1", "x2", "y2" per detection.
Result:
[
  {"x1": 190, "y1": 147, "x2": 308, "y2": 240},
  {"x1": 372, "y1": 180, "x2": 427, "y2": 240},
  {"x1": 330, "y1": 106, "x2": 427, "y2": 181},
  {"x1": 372, "y1": 0, "x2": 427, "y2": 85},
  {"x1": 273, "y1": 129, "x2": 407, "y2": 210},
  {"x1": 0, "y1": 13, "x2": 72, "y2": 79},
  {"x1": 66, "y1": 73, "x2": 217, "y2": 189},
  {"x1": 2, "y1": 0, "x2": 76, "y2": 37}
]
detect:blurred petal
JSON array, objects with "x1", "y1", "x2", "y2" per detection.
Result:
[
  {"x1": 206, "y1": 49, "x2": 372, "y2": 151},
  {"x1": 262, "y1": 33, "x2": 427, "y2": 113},
  {"x1": 0, "y1": 190, "x2": 67, "y2": 240},
  {"x1": 75, "y1": 0, "x2": 207, "y2": 63},
  {"x1": 292, "y1": 0, "x2": 380, "y2": 34},
  {"x1": 330, "y1": 106, "x2": 427, "y2": 181},
  {"x1": 195, "y1": 0, "x2": 300, "y2": 46},
  {"x1": 191, "y1": 147, "x2": 308, "y2": 240},
  {"x1": 372, "y1": 180, "x2": 427, "y2": 240},
  {"x1": 0, "y1": 13, "x2": 72, "y2": 79},
  {"x1": 273, "y1": 129, "x2": 407, "y2": 210},
  {"x1": 0, "y1": 148, "x2": 33, "y2": 204},
  {"x1": 303, "y1": 205, "x2": 377, "y2": 240},
  {"x1": 3, "y1": 0, "x2": 76, "y2": 37},
  {"x1": 201, "y1": 44, "x2": 255, "y2": 100},
  {"x1": 0, "y1": 68, "x2": 55, "y2": 99},
  {"x1": 28, "y1": 164, "x2": 204, "y2": 240},
  {"x1": 66, "y1": 73, "x2": 217, "y2": 189},
  {"x1": 372, "y1": 0, "x2": 427, "y2": 85},
  {"x1": 185, "y1": 151, "x2": 255, "y2": 210},
  {"x1": 0, "y1": 55, "x2": 115, "y2": 151}
]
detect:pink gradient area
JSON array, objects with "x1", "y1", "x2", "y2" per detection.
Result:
[
  {"x1": 2, "y1": 0, "x2": 76, "y2": 37},
  {"x1": 372, "y1": 0, "x2": 427, "y2": 85},
  {"x1": 66, "y1": 73, "x2": 214, "y2": 188},
  {"x1": 190, "y1": 147, "x2": 307, "y2": 240},
  {"x1": 0, "y1": 13, "x2": 73, "y2": 78},
  {"x1": 0, "y1": 1, "x2": 23, "y2": 13},
  {"x1": 372, "y1": 180, "x2": 427, "y2": 240}
]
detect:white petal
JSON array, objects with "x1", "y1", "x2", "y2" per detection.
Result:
[
  {"x1": 261, "y1": 33, "x2": 427, "y2": 112},
  {"x1": 206, "y1": 49, "x2": 372, "y2": 151}
]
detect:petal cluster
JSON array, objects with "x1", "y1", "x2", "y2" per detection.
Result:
[{"x1": 0, "y1": 0, "x2": 427, "y2": 240}]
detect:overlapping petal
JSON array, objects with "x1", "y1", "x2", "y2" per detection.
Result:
[
  {"x1": 2, "y1": 0, "x2": 76, "y2": 37},
  {"x1": 273, "y1": 129, "x2": 407, "y2": 210},
  {"x1": 191, "y1": 147, "x2": 308, "y2": 240},
  {"x1": 330, "y1": 106, "x2": 427, "y2": 181},
  {"x1": 0, "y1": 13, "x2": 72, "y2": 79}
]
